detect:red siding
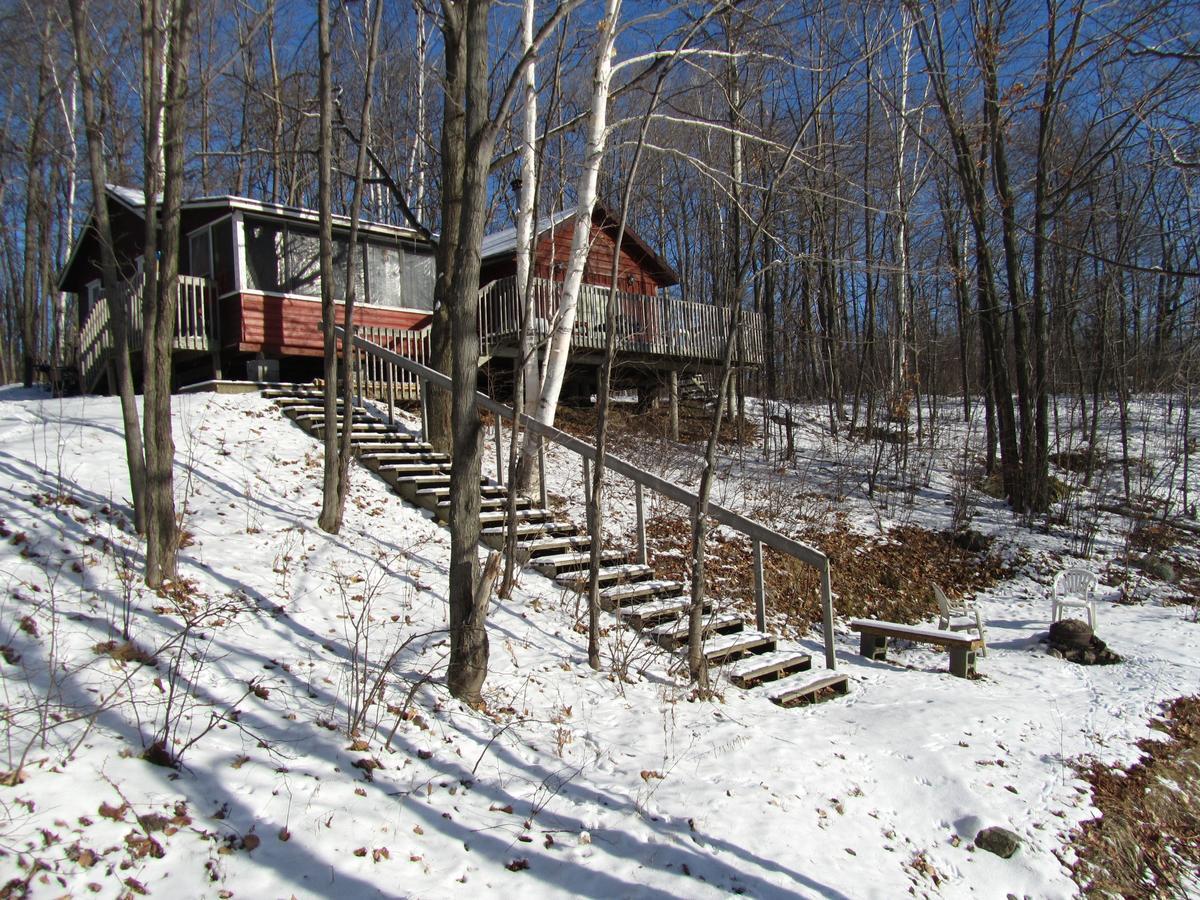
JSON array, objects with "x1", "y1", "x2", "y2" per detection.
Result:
[
  {"x1": 231, "y1": 293, "x2": 431, "y2": 357},
  {"x1": 533, "y1": 222, "x2": 665, "y2": 295}
]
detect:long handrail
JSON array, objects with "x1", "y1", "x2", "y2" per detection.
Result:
[{"x1": 336, "y1": 325, "x2": 836, "y2": 670}]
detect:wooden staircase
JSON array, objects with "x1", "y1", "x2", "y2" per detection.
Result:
[{"x1": 267, "y1": 386, "x2": 848, "y2": 707}]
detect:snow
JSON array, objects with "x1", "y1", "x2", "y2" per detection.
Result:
[{"x1": 0, "y1": 386, "x2": 1196, "y2": 898}]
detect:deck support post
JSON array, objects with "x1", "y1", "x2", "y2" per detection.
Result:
[
  {"x1": 669, "y1": 370, "x2": 679, "y2": 441},
  {"x1": 208, "y1": 287, "x2": 222, "y2": 380},
  {"x1": 635, "y1": 481, "x2": 647, "y2": 565},
  {"x1": 753, "y1": 538, "x2": 765, "y2": 632},
  {"x1": 494, "y1": 415, "x2": 504, "y2": 486}
]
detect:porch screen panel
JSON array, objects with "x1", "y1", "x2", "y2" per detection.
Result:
[
  {"x1": 366, "y1": 243, "x2": 403, "y2": 307},
  {"x1": 331, "y1": 237, "x2": 367, "y2": 303},
  {"x1": 401, "y1": 249, "x2": 435, "y2": 311},
  {"x1": 285, "y1": 227, "x2": 321, "y2": 297},
  {"x1": 212, "y1": 219, "x2": 235, "y2": 295},
  {"x1": 244, "y1": 218, "x2": 284, "y2": 293}
]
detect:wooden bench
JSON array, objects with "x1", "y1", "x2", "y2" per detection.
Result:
[{"x1": 849, "y1": 619, "x2": 984, "y2": 678}]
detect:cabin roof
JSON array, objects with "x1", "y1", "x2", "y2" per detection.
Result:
[
  {"x1": 59, "y1": 185, "x2": 432, "y2": 292},
  {"x1": 106, "y1": 185, "x2": 430, "y2": 243},
  {"x1": 480, "y1": 201, "x2": 679, "y2": 288}
]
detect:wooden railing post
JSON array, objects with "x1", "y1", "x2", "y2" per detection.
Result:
[
  {"x1": 582, "y1": 456, "x2": 592, "y2": 507},
  {"x1": 386, "y1": 362, "x2": 395, "y2": 425},
  {"x1": 538, "y1": 438, "x2": 548, "y2": 509},
  {"x1": 635, "y1": 481, "x2": 647, "y2": 566},
  {"x1": 820, "y1": 560, "x2": 836, "y2": 670},
  {"x1": 753, "y1": 539, "x2": 765, "y2": 632},
  {"x1": 420, "y1": 380, "x2": 429, "y2": 440}
]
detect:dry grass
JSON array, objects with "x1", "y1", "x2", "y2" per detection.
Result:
[
  {"x1": 643, "y1": 515, "x2": 1011, "y2": 635},
  {"x1": 1069, "y1": 695, "x2": 1200, "y2": 899}
]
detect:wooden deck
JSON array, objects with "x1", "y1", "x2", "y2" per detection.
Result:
[
  {"x1": 78, "y1": 272, "x2": 215, "y2": 392},
  {"x1": 478, "y1": 276, "x2": 763, "y2": 365}
]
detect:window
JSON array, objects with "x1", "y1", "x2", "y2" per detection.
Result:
[
  {"x1": 189, "y1": 229, "x2": 211, "y2": 279},
  {"x1": 366, "y1": 243, "x2": 403, "y2": 307},
  {"x1": 332, "y1": 236, "x2": 367, "y2": 303},
  {"x1": 212, "y1": 219, "x2": 235, "y2": 295},
  {"x1": 240, "y1": 216, "x2": 436, "y2": 310},
  {"x1": 283, "y1": 227, "x2": 321, "y2": 296},
  {"x1": 245, "y1": 218, "x2": 284, "y2": 292},
  {"x1": 401, "y1": 249, "x2": 435, "y2": 310}
]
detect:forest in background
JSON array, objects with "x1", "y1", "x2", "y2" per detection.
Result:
[{"x1": 0, "y1": 0, "x2": 1197, "y2": 511}]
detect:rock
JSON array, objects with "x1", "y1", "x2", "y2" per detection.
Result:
[
  {"x1": 1081, "y1": 650, "x2": 1096, "y2": 665},
  {"x1": 1049, "y1": 618, "x2": 1093, "y2": 649},
  {"x1": 975, "y1": 826, "x2": 1021, "y2": 859},
  {"x1": 954, "y1": 529, "x2": 989, "y2": 553},
  {"x1": 1138, "y1": 555, "x2": 1176, "y2": 583}
]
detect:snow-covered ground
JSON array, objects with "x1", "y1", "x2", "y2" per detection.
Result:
[{"x1": 0, "y1": 387, "x2": 1196, "y2": 898}]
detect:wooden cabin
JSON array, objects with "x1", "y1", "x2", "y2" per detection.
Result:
[
  {"x1": 59, "y1": 188, "x2": 760, "y2": 398},
  {"x1": 58, "y1": 186, "x2": 436, "y2": 391},
  {"x1": 476, "y1": 203, "x2": 761, "y2": 400}
]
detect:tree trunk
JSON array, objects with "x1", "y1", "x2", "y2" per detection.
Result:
[
  {"x1": 69, "y1": 0, "x2": 148, "y2": 533},
  {"x1": 142, "y1": 0, "x2": 195, "y2": 588},
  {"x1": 316, "y1": 0, "x2": 340, "y2": 534}
]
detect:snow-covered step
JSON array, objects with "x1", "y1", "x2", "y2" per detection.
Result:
[
  {"x1": 476, "y1": 507, "x2": 554, "y2": 527},
  {"x1": 376, "y1": 462, "x2": 450, "y2": 478},
  {"x1": 723, "y1": 649, "x2": 812, "y2": 689},
  {"x1": 360, "y1": 449, "x2": 449, "y2": 465},
  {"x1": 356, "y1": 439, "x2": 434, "y2": 456},
  {"x1": 439, "y1": 495, "x2": 534, "y2": 515},
  {"x1": 416, "y1": 484, "x2": 508, "y2": 503},
  {"x1": 618, "y1": 596, "x2": 707, "y2": 629},
  {"x1": 768, "y1": 670, "x2": 850, "y2": 708},
  {"x1": 514, "y1": 535, "x2": 594, "y2": 559},
  {"x1": 697, "y1": 629, "x2": 776, "y2": 664},
  {"x1": 555, "y1": 564, "x2": 654, "y2": 591},
  {"x1": 481, "y1": 521, "x2": 579, "y2": 549},
  {"x1": 529, "y1": 549, "x2": 630, "y2": 576},
  {"x1": 599, "y1": 579, "x2": 686, "y2": 610},
  {"x1": 649, "y1": 611, "x2": 743, "y2": 648}
]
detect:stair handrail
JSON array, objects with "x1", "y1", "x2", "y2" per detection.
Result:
[{"x1": 337, "y1": 325, "x2": 836, "y2": 670}]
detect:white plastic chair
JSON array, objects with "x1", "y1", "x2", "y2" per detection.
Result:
[
  {"x1": 1052, "y1": 568, "x2": 1098, "y2": 630},
  {"x1": 933, "y1": 583, "x2": 987, "y2": 656}
]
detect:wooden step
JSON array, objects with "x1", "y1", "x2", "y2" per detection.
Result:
[
  {"x1": 513, "y1": 535, "x2": 594, "y2": 559},
  {"x1": 599, "y1": 579, "x2": 686, "y2": 610},
  {"x1": 476, "y1": 508, "x2": 554, "y2": 527},
  {"x1": 530, "y1": 549, "x2": 631, "y2": 576},
  {"x1": 360, "y1": 450, "x2": 449, "y2": 466},
  {"x1": 618, "y1": 596, "x2": 708, "y2": 629},
  {"x1": 723, "y1": 650, "x2": 812, "y2": 689},
  {"x1": 697, "y1": 629, "x2": 777, "y2": 664},
  {"x1": 555, "y1": 564, "x2": 654, "y2": 591},
  {"x1": 768, "y1": 671, "x2": 850, "y2": 708},
  {"x1": 439, "y1": 495, "x2": 534, "y2": 515},
  {"x1": 355, "y1": 438, "x2": 432, "y2": 453},
  {"x1": 649, "y1": 611, "x2": 742, "y2": 648},
  {"x1": 376, "y1": 462, "x2": 451, "y2": 480},
  {"x1": 480, "y1": 521, "x2": 579, "y2": 549},
  {"x1": 416, "y1": 484, "x2": 508, "y2": 503}
]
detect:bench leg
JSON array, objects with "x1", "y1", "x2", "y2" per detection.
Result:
[
  {"x1": 860, "y1": 633, "x2": 888, "y2": 661},
  {"x1": 948, "y1": 646, "x2": 976, "y2": 678}
]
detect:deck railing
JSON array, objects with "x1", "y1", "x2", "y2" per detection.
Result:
[
  {"x1": 77, "y1": 272, "x2": 216, "y2": 391},
  {"x1": 338, "y1": 325, "x2": 837, "y2": 673},
  {"x1": 479, "y1": 276, "x2": 764, "y2": 365}
]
